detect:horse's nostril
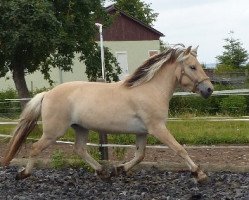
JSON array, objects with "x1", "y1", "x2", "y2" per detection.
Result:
[{"x1": 207, "y1": 87, "x2": 212, "y2": 93}]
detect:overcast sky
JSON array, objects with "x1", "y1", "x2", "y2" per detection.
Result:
[{"x1": 107, "y1": 0, "x2": 249, "y2": 65}]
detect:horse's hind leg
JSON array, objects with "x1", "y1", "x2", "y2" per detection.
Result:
[
  {"x1": 73, "y1": 126, "x2": 106, "y2": 178},
  {"x1": 16, "y1": 124, "x2": 69, "y2": 180},
  {"x1": 113, "y1": 134, "x2": 147, "y2": 176},
  {"x1": 16, "y1": 135, "x2": 58, "y2": 180}
]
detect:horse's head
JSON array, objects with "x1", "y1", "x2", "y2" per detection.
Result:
[{"x1": 176, "y1": 46, "x2": 213, "y2": 98}]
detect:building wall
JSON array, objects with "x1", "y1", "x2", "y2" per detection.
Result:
[
  {"x1": 0, "y1": 59, "x2": 87, "y2": 91},
  {"x1": 0, "y1": 40, "x2": 160, "y2": 91},
  {"x1": 104, "y1": 40, "x2": 160, "y2": 74}
]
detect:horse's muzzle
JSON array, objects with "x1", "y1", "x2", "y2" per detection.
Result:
[{"x1": 198, "y1": 82, "x2": 213, "y2": 99}]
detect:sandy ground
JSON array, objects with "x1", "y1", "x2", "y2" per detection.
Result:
[{"x1": 1, "y1": 141, "x2": 249, "y2": 172}]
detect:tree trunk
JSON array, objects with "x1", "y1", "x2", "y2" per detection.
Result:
[{"x1": 12, "y1": 67, "x2": 30, "y2": 110}]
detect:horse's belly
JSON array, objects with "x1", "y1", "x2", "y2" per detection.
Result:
[
  {"x1": 122, "y1": 118, "x2": 147, "y2": 133},
  {"x1": 80, "y1": 116, "x2": 147, "y2": 134}
]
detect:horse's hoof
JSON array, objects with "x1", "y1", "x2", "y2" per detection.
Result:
[
  {"x1": 15, "y1": 169, "x2": 31, "y2": 180},
  {"x1": 191, "y1": 167, "x2": 208, "y2": 184},
  {"x1": 196, "y1": 171, "x2": 208, "y2": 183},
  {"x1": 110, "y1": 165, "x2": 126, "y2": 177},
  {"x1": 96, "y1": 169, "x2": 111, "y2": 181}
]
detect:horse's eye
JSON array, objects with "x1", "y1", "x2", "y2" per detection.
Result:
[{"x1": 190, "y1": 65, "x2": 196, "y2": 70}]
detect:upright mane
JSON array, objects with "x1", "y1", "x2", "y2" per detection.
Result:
[{"x1": 123, "y1": 45, "x2": 197, "y2": 87}]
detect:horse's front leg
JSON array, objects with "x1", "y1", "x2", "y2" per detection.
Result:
[
  {"x1": 112, "y1": 134, "x2": 147, "y2": 176},
  {"x1": 149, "y1": 124, "x2": 207, "y2": 183}
]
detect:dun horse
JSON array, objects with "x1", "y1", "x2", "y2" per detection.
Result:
[{"x1": 2, "y1": 45, "x2": 213, "y2": 182}]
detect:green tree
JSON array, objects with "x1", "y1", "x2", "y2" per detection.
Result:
[
  {"x1": 216, "y1": 31, "x2": 248, "y2": 70},
  {"x1": 0, "y1": 0, "x2": 120, "y2": 106},
  {"x1": 85, "y1": 46, "x2": 121, "y2": 82},
  {"x1": 159, "y1": 39, "x2": 169, "y2": 52},
  {"x1": 112, "y1": 0, "x2": 158, "y2": 26}
]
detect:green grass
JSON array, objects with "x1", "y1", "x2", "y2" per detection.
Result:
[
  {"x1": 167, "y1": 120, "x2": 249, "y2": 145},
  {"x1": 0, "y1": 120, "x2": 249, "y2": 145}
]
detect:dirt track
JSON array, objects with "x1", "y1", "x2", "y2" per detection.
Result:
[
  {"x1": 1, "y1": 142, "x2": 249, "y2": 199},
  {"x1": 1, "y1": 141, "x2": 249, "y2": 172}
]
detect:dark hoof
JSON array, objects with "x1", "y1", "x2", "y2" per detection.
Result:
[
  {"x1": 15, "y1": 169, "x2": 31, "y2": 180},
  {"x1": 110, "y1": 165, "x2": 126, "y2": 177},
  {"x1": 191, "y1": 167, "x2": 208, "y2": 184},
  {"x1": 96, "y1": 169, "x2": 111, "y2": 182}
]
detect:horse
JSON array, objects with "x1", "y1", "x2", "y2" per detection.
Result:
[{"x1": 2, "y1": 45, "x2": 213, "y2": 182}]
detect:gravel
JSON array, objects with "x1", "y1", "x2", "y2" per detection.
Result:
[{"x1": 0, "y1": 166, "x2": 249, "y2": 200}]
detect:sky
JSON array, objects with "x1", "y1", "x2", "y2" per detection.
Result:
[{"x1": 106, "y1": 0, "x2": 249, "y2": 65}]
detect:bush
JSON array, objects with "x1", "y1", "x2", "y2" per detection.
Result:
[
  {"x1": 169, "y1": 96, "x2": 220, "y2": 116},
  {"x1": 219, "y1": 96, "x2": 247, "y2": 115},
  {"x1": 0, "y1": 89, "x2": 20, "y2": 119},
  {"x1": 0, "y1": 88, "x2": 18, "y2": 100},
  {"x1": 169, "y1": 94, "x2": 248, "y2": 117}
]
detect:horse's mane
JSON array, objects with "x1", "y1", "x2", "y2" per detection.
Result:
[{"x1": 123, "y1": 45, "x2": 197, "y2": 87}]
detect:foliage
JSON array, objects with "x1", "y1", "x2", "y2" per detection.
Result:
[
  {"x1": 112, "y1": 0, "x2": 158, "y2": 26},
  {"x1": 0, "y1": 0, "x2": 120, "y2": 100},
  {"x1": 169, "y1": 94, "x2": 249, "y2": 117},
  {"x1": 0, "y1": 88, "x2": 18, "y2": 100},
  {"x1": 216, "y1": 31, "x2": 248, "y2": 70},
  {"x1": 159, "y1": 39, "x2": 169, "y2": 52},
  {"x1": 169, "y1": 96, "x2": 219, "y2": 116},
  {"x1": 219, "y1": 96, "x2": 247, "y2": 115},
  {"x1": 84, "y1": 46, "x2": 121, "y2": 82},
  {"x1": 215, "y1": 64, "x2": 236, "y2": 74}
]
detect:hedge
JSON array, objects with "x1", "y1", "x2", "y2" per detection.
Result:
[{"x1": 0, "y1": 88, "x2": 248, "y2": 119}]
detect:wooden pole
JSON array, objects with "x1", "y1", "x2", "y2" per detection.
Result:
[{"x1": 99, "y1": 132, "x2": 109, "y2": 160}]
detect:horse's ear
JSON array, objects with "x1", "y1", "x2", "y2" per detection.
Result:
[
  {"x1": 192, "y1": 45, "x2": 199, "y2": 55},
  {"x1": 184, "y1": 46, "x2": 192, "y2": 55}
]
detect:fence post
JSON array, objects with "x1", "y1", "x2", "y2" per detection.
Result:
[
  {"x1": 99, "y1": 132, "x2": 109, "y2": 160},
  {"x1": 97, "y1": 78, "x2": 109, "y2": 160}
]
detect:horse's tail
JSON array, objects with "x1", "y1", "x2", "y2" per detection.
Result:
[{"x1": 2, "y1": 92, "x2": 46, "y2": 166}]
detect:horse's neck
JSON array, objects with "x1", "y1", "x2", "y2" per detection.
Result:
[{"x1": 149, "y1": 64, "x2": 178, "y2": 99}]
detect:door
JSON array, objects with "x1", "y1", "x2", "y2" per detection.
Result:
[{"x1": 116, "y1": 52, "x2": 129, "y2": 80}]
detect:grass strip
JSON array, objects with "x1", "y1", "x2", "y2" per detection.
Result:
[{"x1": 0, "y1": 120, "x2": 248, "y2": 145}]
